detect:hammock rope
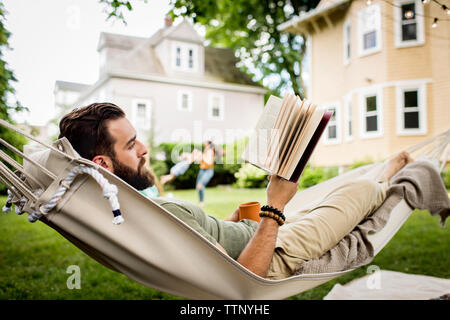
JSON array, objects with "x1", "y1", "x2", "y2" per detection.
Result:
[{"x1": 27, "y1": 165, "x2": 123, "y2": 224}]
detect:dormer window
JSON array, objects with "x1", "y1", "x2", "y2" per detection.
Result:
[{"x1": 173, "y1": 41, "x2": 198, "y2": 72}]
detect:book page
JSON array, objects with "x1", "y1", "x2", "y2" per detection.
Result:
[
  {"x1": 278, "y1": 100, "x2": 310, "y2": 175},
  {"x1": 266, "y1": 94, "x2": 298, "y2": 172},
  {"x1": 277, "y1": 97, "x2": 305, "y2": 173},
  {"x1": 284, "y1": 107, "x2": 326, "y2": 179},
  {"x1": 263, "y1": 95, "x2": 290, "y2": 169},
  {"x1": 241, "y1": 95, "x2": 283, "y2": 171}
]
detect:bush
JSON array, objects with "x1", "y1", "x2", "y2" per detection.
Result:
[
  {"x1": 296, "y1": 165, "x2": 339, "y2": 190},
  {"x1": 234, "y1": 163, "x2": 268, "y2": 188},
  {"x1": 348, "y1": 157, "x2": 374, "y2": 170},
  {"x1": 150, "y1": 139, "x2": 249, "y2": 189}
]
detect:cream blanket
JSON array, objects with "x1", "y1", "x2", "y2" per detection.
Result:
[{"x1": 296, "y1": 160, "x2": 450, "y2": 275}]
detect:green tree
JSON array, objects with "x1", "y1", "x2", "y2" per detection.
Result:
[
  {"x1": 99, "y1": 0, "x2": 320, "y2": 99},
  {"x1": 0, "y1": 1, "x2": 28, "y2": 193}
]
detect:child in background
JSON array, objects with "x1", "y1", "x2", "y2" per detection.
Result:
[{"x1": 160, "y1": 149, "x2": 202, "y2": 185}]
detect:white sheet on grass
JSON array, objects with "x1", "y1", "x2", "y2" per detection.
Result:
[{"x1": 324, "y1": 270, "x2": 450, "y2": 300}]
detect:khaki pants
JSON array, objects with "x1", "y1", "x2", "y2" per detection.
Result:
[{"x1": 267, "y1": 178, "x2": 388, "y2": 280}]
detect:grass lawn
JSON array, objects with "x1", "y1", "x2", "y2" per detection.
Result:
[{"x1": 0, "y1": 187, "x2": 448, "y2": 300}]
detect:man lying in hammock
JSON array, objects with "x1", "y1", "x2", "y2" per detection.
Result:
[{"x1": 59, "y1": 102, "x2": 413, "y2": 280}]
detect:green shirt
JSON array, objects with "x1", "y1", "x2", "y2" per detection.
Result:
[{"x1": 152, "y1": 197, "x2": 258, "y2": 259}]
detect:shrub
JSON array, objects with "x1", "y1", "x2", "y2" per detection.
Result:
[
  {"x1": 348, "y1": 157, "x2": 374, "y2": 170},
  {"x1": 297, "y1": 165, "x2": 339, "y2": 190},
  {"x1": 150, "y1": 139, "x2": 249, "y2": 189},
  {"x1": 234, "y1": 163, "x2": 268, "y2": 188}
]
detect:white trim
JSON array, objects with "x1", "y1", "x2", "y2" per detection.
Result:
[
  {"x1": 343, "y1": 18, "x2": 351, "y2": 65},
  {"x1": 132, "y1": 99, "x2": 152, "y2": 131},
  {"x1": 177, "y1": 90, "x2": 193, "y2": 112},
  {"x1": 344, "y1": 94, "x2": 354, "y2": 142},
  {"x1": 395, "y1": 82, "x2": 427, "y2": 135},
  {"x1": 208, "y1": 93, "x2": 225, "y2": 121},
  {"x1": 305, "y1": 35, "x2": 313, "y2": 99},
  {"x1": 344, "y1": 78, "x2": 432, "y2": 100},
  {"x1": 359, "y1": 86, "x2": 384, "y2": 139},
  {"x1": 322, "y1": 102, "x2": 341, "y2": 145},
  {"x1": 394, "y1": 0, "x2": 425, "y2": 48},
  {"x1": 357, "y1": 4, "x2": 382, "y2": 57},
  {"x1": 109, "y1": 72, "x2": 267, "y2": 94}
]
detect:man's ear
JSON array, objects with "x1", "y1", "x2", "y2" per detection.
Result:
[{"x1": 92, "y1": 155, "x2": 114, "y2": 172}]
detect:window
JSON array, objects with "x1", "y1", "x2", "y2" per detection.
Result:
[
  {"x1": 208, "y1": 94, "x2": 224, "y2": 121},
  {"x1": 172, "y1": 42, "x2": 198, "y2": 72},
  {"x1": 132, "y1": 99, "x2": 151, "y2": 130},
  {"x1": 188, "y1": 49, "x2": 194, "y2": 69},
  {"x1": 175, "y1": 47, "x2": 181, "y2": 67},
  {"x1": 358, "y1": 4, "x2": 382, "y2": 56},
  {"x1": 323, "y1": 103, "x2": 341, "y2": 144},
  {"x1": 394, "y1": 0, "x2": 425, "y2": 47},
  {"x1": 396, "y1": 82, "x2": 427, "y2": 135},
  {"x1": 344, "y1": 95, "x2": 354, "y2": 141},
  {"x1": 343, "y1": 19, "x2": 351, "y2": 65},
  {"x1": 177, "y1": 90, "x2": 193, "y2": 112},
  {"x1": 359, "y1": 88, "x2": 383, "y2": 139}
]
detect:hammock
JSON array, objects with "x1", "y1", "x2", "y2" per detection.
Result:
[{"x1": 0, "y1": 118, "x2": 448, "y2": 300}]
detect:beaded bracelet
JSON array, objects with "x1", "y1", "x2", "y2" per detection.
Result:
[
  {"x1": 259, "y1": 211, "x2": 285, "y2": 226},
  {"x1": 260, "y1": 205, "x2": 286, "y2": 222}
]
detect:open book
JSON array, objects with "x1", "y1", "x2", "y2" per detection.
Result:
[{"x1": 242, "y1": 93, "x2": 333, "y2": 183}]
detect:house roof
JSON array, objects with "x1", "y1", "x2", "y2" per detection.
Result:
[
  {"x1": 97, "y1": 21, "x2": 261, "y2": 87},
  {"x1": 278, "y1": 0, "x2": 350, "y2": 34},
  {"x1": 54, "y1": 80, "x2": 90, "y2": 92}
]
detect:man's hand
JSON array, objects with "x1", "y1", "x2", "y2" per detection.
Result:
[
  {"x1": 224, "y1": 208, "x2": 240, "y2": 222},
  {"x1": 266, "y1": 175, "x2": 299, "y2": 212}
]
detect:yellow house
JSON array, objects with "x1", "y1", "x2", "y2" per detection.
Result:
[{"x1": 279, "y1": 0, "x2": 450, "y2": 167}]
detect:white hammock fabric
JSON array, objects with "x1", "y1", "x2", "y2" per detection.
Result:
[{"x1": 0, "y1": 118, "x2": 448, "y2": 300}]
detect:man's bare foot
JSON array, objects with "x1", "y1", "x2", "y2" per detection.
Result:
[{"x1": 380, "y1": 151, "x2": 413, "y2": 181}]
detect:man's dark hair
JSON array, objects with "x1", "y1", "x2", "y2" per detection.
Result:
[{"x1": 59, "y1": 103, "x2": 125, "y2": 160}]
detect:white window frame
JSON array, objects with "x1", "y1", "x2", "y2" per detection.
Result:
[
  {"x1": 343, "y1": 19, "x2": 351, "y2": 65},
  {"x1": 208, "y1": 93, "x2": 225, "y2": 121},
  {"x1": 394, "y1": 0, "x2": 425, "y2": 48},
  {"x1": 395, "y1": 82, "x2": 427, "y2": 135},
  {"x1": 357, "y1": 4, "x2": 382, "y2": 57},
  {"x1": 344, "y1": 94, "x2": 354, "y2": 142},
  {"x1": 172, "y1": 41, "x2": 198, "y2": 72},
  {"x1": 359, "y1": 87, "x2": 383, "y2": 139},
  {"x1": 322, "y1": 102, "x2": 341, "y2": 145},
  {"x1": 132, "y1": 99, "x2": 151, "y2": 131},
  {"x1": 177, "y1": 90, "x2": 193, "y2": 112}
]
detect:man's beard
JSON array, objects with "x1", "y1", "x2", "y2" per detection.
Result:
[{"x1": 111, "y1": 156, "x2": 154, "y2": 190}]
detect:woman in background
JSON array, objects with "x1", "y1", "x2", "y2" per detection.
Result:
[{"x1": 196, "y1": 140, "x2": 215, "y2": 206}]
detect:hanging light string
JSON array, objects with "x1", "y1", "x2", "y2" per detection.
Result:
[
  {"x1": 431, "y1": 0, "x2": 450, "y2": 16},
  {"x1": 359, "y1": 0, "x2": 450, "y2": 39},
  {"x1": 378, "y1": 0, "x2": 450, "y2": 30}
]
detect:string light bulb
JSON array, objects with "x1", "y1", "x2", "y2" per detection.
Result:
[
  {"x1": 366, "y1": 0, "x2": 372, "y2": 5},
  {"x1": 431, "y1": 17, "x2": 438, "y2": 28},
  {"x1": 442, "y1": 5, "x2": 450, "y2": 15},
  {"x1": 404, "y1": 10, "x2": 414, "y2": 19}
]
